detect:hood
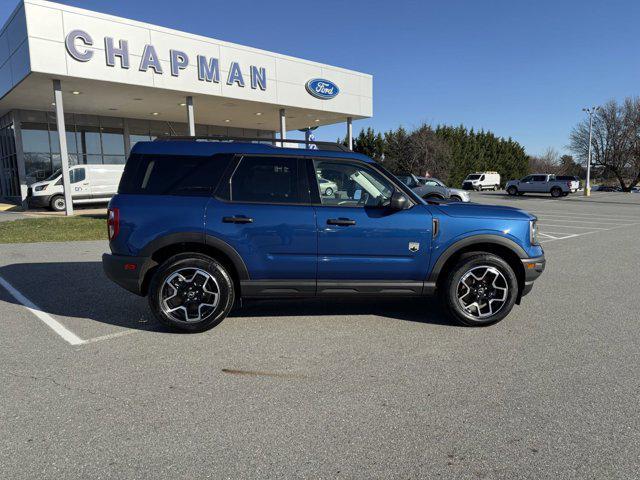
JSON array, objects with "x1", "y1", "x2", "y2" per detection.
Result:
[
  {"x1": 436, "y1": 202, "x2": 534, "y2": 220},
  {"x1": 29, "y1": 180, "x2": 50, "y2": 189}
]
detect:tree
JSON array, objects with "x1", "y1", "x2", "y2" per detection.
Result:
[
  {"x1": 569, "y1": 97, "x2": 640, "y2": 191},
  {"x1": 382, "y1": 126, "x2": 410, "y2": 172},
  {"x1": 406, "y1": 124, "x2": 450, "y2": 179},
  {"x1": 351, "y1": 127, "x2": 385, "y2": 162}
]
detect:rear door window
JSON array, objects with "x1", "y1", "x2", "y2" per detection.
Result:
[
  {"x1": 229, "y1": 156, "x2": 304, "y2": 204},
  {"x1": 532, "y1": 175, "x2": 547, "y2": 182},
  {"x1": 118, "y1": 154, "x2": 233, "y2": 195}
]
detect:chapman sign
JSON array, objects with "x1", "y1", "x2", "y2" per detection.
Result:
[{"x1": 64, "y1": 29, "x2": 268, "y2": 90}]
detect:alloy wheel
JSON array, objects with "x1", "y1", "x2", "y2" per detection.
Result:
[
  {"x1": 456, "y1": 266, "x2": 508, "y2": 318},
  {"x1": 160, "y1": 268, "x2": 220, "y2": 322}
]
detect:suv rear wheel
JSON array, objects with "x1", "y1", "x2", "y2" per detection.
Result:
[
  {"x1": 441, "y1": 253, "x2": 518, "y2": 326},
  {"x1": 551, "y1": 187, "x2": 562, "y2": 198},
  {"x1": 148, "y1": 253, "x2": 235, "y2": 332}
]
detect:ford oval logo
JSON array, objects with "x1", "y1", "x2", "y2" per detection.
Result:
[{"x1": 305, "y1": 78, "x2": 339, "y2": 100}]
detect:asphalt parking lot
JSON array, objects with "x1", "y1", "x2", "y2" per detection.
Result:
[{"x1": 1, "y1": 192, "x2": 639, "y2": 479}]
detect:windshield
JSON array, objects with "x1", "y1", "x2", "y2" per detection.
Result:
[
  {"x1": 45, "y1": 169, "x2": 61, "y2": 181},
  {"x1": 396, "y1": 175, "x2": 416, "y2": 187},
  {"x1": 466, "y1": 174, "x2": 481, "y2": 180}
]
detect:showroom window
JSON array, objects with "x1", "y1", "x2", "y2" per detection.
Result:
[{"x1": 20, "y1": 112, "x2": 126, "y2": 183}]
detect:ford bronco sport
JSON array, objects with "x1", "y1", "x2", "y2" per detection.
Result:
[{"x1": 102, "y1": 137, "x2": 545, "y2": 332}]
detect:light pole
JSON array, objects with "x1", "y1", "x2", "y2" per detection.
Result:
[{"x1": 582, "y1": 106, "x2": 600, "y2": 197}]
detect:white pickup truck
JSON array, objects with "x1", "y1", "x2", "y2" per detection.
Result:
[{"x1": 505, "y1": 174, "x2": 575, "y2": 198}]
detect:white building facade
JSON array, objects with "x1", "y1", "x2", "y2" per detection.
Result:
[{"x1": 0, "y1": 0, "x2": 373, "y2": 203}]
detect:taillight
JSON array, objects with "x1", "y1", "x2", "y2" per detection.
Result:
[{"x1": 107, "y1": 207, "x2": 119, "y2": 240}]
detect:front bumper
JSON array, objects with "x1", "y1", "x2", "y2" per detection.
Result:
[
  {"x1": 520, "y1": 255, "x2": 545, "y2": 297},
  {"x1": 27, "y1": 194, "x2": 53, "y2": 208},
  {"x1": 102, "y1": 253, "x2": 157, "y2": 296}
]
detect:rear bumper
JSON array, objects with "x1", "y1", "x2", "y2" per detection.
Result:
[
  {"x1": 520, "y1": 255, "x2": 546, "y2": 297},
  {"x1": 102, "y1": 253, "x2": 157, "y2": 296}
]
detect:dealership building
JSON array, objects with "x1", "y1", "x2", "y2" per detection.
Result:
[{"x1": 0, "y1": 0, "x2": 373, "y2": 205}]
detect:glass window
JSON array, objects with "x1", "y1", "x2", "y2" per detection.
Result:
[
  {"x1": 78, "y1": 126, "x2": 102, "y2": 155},
  {"x1": 396, "y1": 174, "x2": 417, "y2": 188},
  {"x1": 118, "y1": 154, "x2": 233, "y2": 196},
  {"x1": 314, "y1": 161, "x2": 394, "y2": 207},
  {"x1": 231, "y1": 156, "x2": 301, "y2": 204},
  {"x1": 532, "y1": 175, "x2": 547, "y2": 182},
  {"x1": 521, "y1": 176, "x2": 533, "y2": 182},
  {"x1": 101, "y1": 127, "x2": 125, "y2": 155},
  {"x1": 130, "y1": 134, "x2": 151, "y2": 148},
  {"x1": 21, "y1": 123, "x2": 50, "y2": 153},
  {"x1": 86, "y1": 154, "x2": 103, "y2": 164},
  {"x1": 70, "y1": 167, "x2": 86, "y2": 184},
  {"x1": 49, "y1": 129, "x2": 78, "y2": 154},
  {"x1": 24, "y1": 152, "x2": 52, "y2": 184}
]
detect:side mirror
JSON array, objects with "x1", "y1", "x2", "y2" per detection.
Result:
[{"x1": 390, "y1": 191, "x2": 409, "y2": 210}]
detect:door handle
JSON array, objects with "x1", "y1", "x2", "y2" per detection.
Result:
[
  {"x1": 327, "y1": 218, "x2": 356, "y2": 226},
  {"x1": 223, "y1": 216, "x2": 253, "y2": 224}
]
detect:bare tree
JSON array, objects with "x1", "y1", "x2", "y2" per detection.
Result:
[
  {"x1": 528, "y1": 147, "x2": 561, "y2": 174},
  {"x1": 569, "y1": 98, "x2": 640, "y2": 191},
  {"x1": 405, "y1": 124, "x2": 451, "y2": 180}
]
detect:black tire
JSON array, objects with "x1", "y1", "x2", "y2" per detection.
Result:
[
  {"x1": 440, "y1": 253, "x2": 519, "y2": 327},
  {"x1": 148, "y1": 253, "x2": 235, "y2": 332},
  {"x1": 50, "y1": 195, "x2": 66, "y2": 212},
  {"x1": 450, "y1": 195, "x2": 462, "y2": 202},
  {"x1": 507, "y1": 186, "x2": 518, "y2": 196},
  {"x1": 551, "y1": 187, "x2": 562, "y2": 198},
  {"x1": 324, "y1": 187, "x2": 334, "y2": 196}
]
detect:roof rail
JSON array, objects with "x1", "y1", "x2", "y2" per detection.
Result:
[{"x1": 153, "y1": 135, "x2": 351, "y2": 152}]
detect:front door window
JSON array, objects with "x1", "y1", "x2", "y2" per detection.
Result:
[{"x1": 313, "y1": 160, "x2": 394, "y2": 207}]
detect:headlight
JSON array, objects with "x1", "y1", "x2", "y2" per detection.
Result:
[
  {"x1": 34, "y1": 184, "x2": 47, "y2": 192},
  {"x1": 530, "y1": 219, "x2": 539, "y2": 245}
]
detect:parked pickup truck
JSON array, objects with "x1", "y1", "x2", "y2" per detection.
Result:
[{"x1": 505, "y1": 174, "x2": 574, "y2": 198}]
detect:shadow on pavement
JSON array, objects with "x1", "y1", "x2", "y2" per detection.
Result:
[{"x1": 0, "y1": 261, "x2": 457, "y2": 331}]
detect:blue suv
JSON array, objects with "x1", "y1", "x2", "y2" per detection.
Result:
[{"x1": 102, "y1": 138, "x2": 545, "y2": 332}]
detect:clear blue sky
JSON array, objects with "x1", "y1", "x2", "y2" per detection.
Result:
[{"x1": 4, "y1": 0, "x2": 638, "y2": 156}]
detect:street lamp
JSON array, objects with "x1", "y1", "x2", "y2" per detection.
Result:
[{"x1": 582, "y1": 106, "x2": 600, "y2": 197}]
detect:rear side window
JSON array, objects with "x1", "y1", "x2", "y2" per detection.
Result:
[
  {"x1": 119, "y1": 154, "x2": 232, "y2": 195},
  {"x1": 229, "y1": 156, "x2": 303, "y2": 204},
  {"x1": 532, "y1": 175, "x2": 547, "y2": 182}
]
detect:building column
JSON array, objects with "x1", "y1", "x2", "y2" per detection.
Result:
[
  {"x1": 122, "y1": 117, "x2": 132, "y2": 155},
  {"x1": 12, "y1": 111, "x2": 29, "y2": 209},
  {"x1": 52, "y1": 80, "x2": 73, "y2": 216},
  {"x1": 186, "y1": 96, "x2": 195, "y2": 137},
  {"x1": 346, "y1": 117, "x2": 353, "y2": 151},
  {"x1": 279, "y1": 108, "x2": 286, "y2": 146}
]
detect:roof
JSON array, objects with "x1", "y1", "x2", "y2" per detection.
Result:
[{"x1": 131, "y1": 140, "x2": 375, "y2": 163}]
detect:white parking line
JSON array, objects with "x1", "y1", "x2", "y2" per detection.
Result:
[
  {"x1": 0, "y1": 274, "x2": 135, "y2": 346},
  {"x1": 527, "y1": 210, "x2": 640, "y2": 220},
  {"x1": 539, "y1": 224, "x2": 608, "y2": 230},
  {"x1": 536, "y1": 216, "x2": 629, "y2": 225}
]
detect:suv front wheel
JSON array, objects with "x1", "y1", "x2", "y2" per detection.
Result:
[
  {"x1": 148, "y1": 253, "x2": 235, "y2": 332},
  {"x1": 441, "y1": 253, "x2": 518, "y2": 326}
]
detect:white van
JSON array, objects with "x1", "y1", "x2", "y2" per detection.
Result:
[
  {"x1": 462, "y1": 171, "x2": 501, "y2": 191},
  {"x1": 28, "y1": 164, "x2": 124, "y2": 211}
]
